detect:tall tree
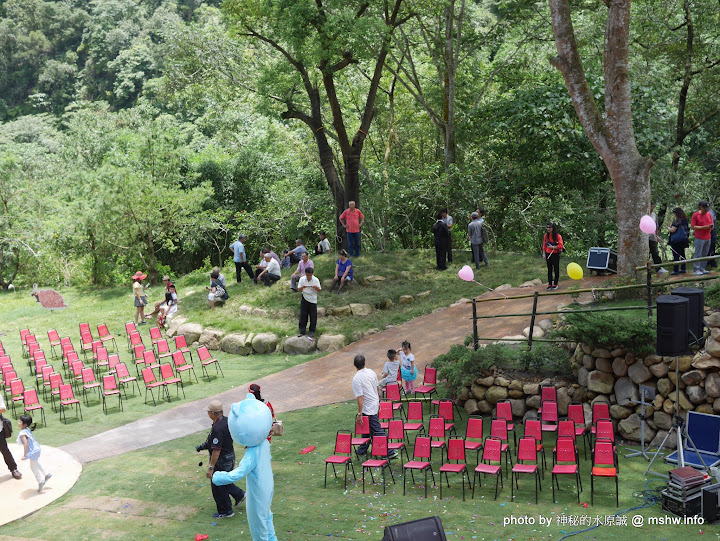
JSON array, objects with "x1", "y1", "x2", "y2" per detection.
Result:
[
  {"x1": 223, "y1": 0, "x2": 410, "y2": 246},
  {"x1": 549, "y1": 0, "x2": 652, "y2": 276}
]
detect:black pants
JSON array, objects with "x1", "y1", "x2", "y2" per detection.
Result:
[
  {"x1": 356, "y1": 413, "x2": 385, "y2": 455},
  {"x1": 234, "y1": 261, "x2": 254, "y2": 283},
  {"x1": 1, "y1": 432, "x2": 18, "y2": 472},
  {"x1": 434, "y1": 240, "x2": 447, "y2": 270},
  {"x1": 670, "y1": 242, "x2": 686, "y2": 273},
  {"x1": 708, "y1": 235, "x2": 717, "y2": 267},
  {"x1": 299, "y1": 297, "x2": 317, "y2": 335},
  {"x1": 261, "y1": 272, "x2": 280, "y2": 286},
  {"x1": 211, "y1": 453, "x2": 245, "y2": 515},
  {"x1": 648, "y1": 239, "x2": 662, "y2": 265},
  {"x1": 472, "y1": 243, "x2": 488, "y2": 268},
  {"x1": 446, "y1": 232, "x2": 453, "y2": 263},
  {"x1": 546, "y1": 252, "x2": 560, "y2": 286}
]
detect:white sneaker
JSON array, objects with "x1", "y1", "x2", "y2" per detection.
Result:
[
  {"x1": 657, "y1": 268, "x2": 669, "y2": 274},
  {"x1": 694, "y1": 270, "x2": 704, "y2": 275}
]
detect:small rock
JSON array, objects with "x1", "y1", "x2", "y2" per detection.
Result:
[
  {"x1": 238, "y1": 304, "x2": 253, "y2": 315},
  {"x1": 685, "y1": 385, "x2": 707, "y2": 404},
  {"x1": 349, "y1": 303, "x2": 373, "y2": 316},
  {"x1": 643, "y1": 354, "x2": 662, "y2": 366},
  {"x1": 523, "y1": 383, "x2": 540, "y2": 395},
  {"x1": 657, "y1": 378, "x2": 674, "y2": 397},
  {"x1": 477, "y1": 376, "x2": 495, "y2": 387},
  {"x1": 669, "y1": 355, "x2": 693, "y2": 372},
  {"x1": 166, "y1": 316, "x2": 188, "y2": 338},
  {"x1": 522, "y1": 326, "x2": 544, "y2": 338},
  {"x1": 375, "y1": 298, "x2": 394, "y2": 310},
  {"x1": 582, "y1": 355, "x2": 595, "y2": 370},
  {"x1": 525, "y1": 395, "x2": 541, "y2": 409},
  {"x1": 464, "y1": 399, "x2": 480, "y2": 416},
  {"x1": 578, "y1": 367, "x2": 589, "y2": 387},
  {"x1": 538, "y1": 319, "x2": 554, "y2": 331},
  {"x1": 610, "y1": 348, "x2": 627, "y2": 358},
  {"x1": 595, "y1": 357, "x2": 613, "y2": 373},
  {"x1": 494, "y1": 377, "x2": 510, "y2": 387},
  {"x1": 477, "y1": 399, "x2": 493, "y2": 413},
  {"x1": 653, "y1": 411, "x2": 672, "y2": 430},
  {"x1": 692, "y1": 351, "x2": 720, "y2": 369},
  {"x1": 649, "y1": 362, "x2": 669, "y2": 378},
  {"x1": 470, "y1": 384, "x2": 487, "y2": 400},
  {"x1": 317, "y1": 334, "x2": 347, "y2": 352},
  {"x1": 610, "y1": 404, "x2": 633, "y2": 420},
  {"x1": 649, "y1": 430, "x2": 677, "y2": 450},
  {"x1": 251, "y1": 308, "x2": 268, "y2": 317},
  {"x1": 328, "y1": 305, "x2": 351, "y2": 317},
  {"x1": 614, "y1": 377, "x2": 639, "y2": 406},
  {"x1": 705, "y1": 373, "x2": 720, "y2": 398},
  {"x1": 509, "y1": 380, "x2": 523, "y2": 391},
  {"x1": 509, "y1": 398, "x2": 526, "y2": 417},
  {"x1": 495, "y1": 284, "x2": 513, "y2": 291},
  {"x1": 705, "y1": 311, "x2": 720, "y2": 328},
  {"x1": 398, "y1": 295, "x2": 414, "y2": 305},
  {"x1": 612, "y1": 358, "x2": 628, "y2": 377},
  {"x1": 316, "y1": 307, "x2": 327, "y2": 318},
  {"x1": 619, "y1": 413, "x2": 657, "y2": 443},
  {"x1": 416, "y1": 291, "x2": 431, "y2": 299},
  {"x1": 364, "y1": 275, "x2": 386, "y2": 282},
  {"x1": 669, "y1": 389, "x2": 693, "y2": 411}
]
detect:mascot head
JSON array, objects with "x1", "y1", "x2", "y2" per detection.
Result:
[{"x1": 228, "y1": 393, "x2": 273, "y2": 447}]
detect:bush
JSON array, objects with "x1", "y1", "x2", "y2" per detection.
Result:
[
  {"x1": 552, "y1": 311, "x2": 655, "y2": 354},
  {"x1": 516, "y1": 344, "x2": 573, "y2": 375},
  {"x1": 431, "y1": 343, "x2": 516, "y2": 398},
  {"x1": 705, "y1": 283, "x2": 720, "y2": 309}
]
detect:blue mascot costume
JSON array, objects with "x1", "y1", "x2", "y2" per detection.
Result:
[{"x1": 212, "y1": 393, "x2": 277, "y2": 541}]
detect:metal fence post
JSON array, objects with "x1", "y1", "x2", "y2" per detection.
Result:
[
  {"x1": 646, "y1": 262, "x2": 652, "y2": 318},
  {"x1": 472, "y1": 298, "x2": 479, "y2": 351},
  {"x1": 528, "y1": 291, "x2": 539, "y2": 349}
]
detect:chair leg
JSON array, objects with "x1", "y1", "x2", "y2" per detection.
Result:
[
  {"x1": 494, "y1": 473, "x2": 499, "y2": 500},
  {"x1": 552, "y1": 473, "x2": 555, "y2": 502},
  {"x1": 424, "y1": 468, "x2": 428, "y2": 498},
  {"x1": 324, "y1": 463, "x2": 328, "y2": 488},
  {"x1": 362, "y1": 467, "x2": 365, "y2": 493},
  {"x1": 590, "y1": 475, "x2": 594, "y2": 505}
]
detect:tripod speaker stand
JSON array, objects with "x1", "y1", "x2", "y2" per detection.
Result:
[{"x1": 626, "y1": 385, "x2": 655, "y2": 461}]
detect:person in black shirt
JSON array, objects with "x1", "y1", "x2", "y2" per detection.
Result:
[
  {"x1": 196, "y1": 400, "x2": 245, "y2": 518},
  {"x1": 432, "y1": 212, "x2": 450, "y2": 270}
]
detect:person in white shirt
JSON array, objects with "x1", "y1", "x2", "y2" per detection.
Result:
[
  {"x1": 441, "y1": 208, "x2": 454, "y2": 264},
  {"x1": 297, "y1": 267, "x2": 321, "y2": 338},
  {"x1": 256, "y1": 252, "x2": 281, "y2": 286},
  {"x1": 351, "y1": 354, "x2": 397, "y2": 458}
]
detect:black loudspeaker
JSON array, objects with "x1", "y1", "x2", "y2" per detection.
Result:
[
  {"x1": 701, "y1": 483, "x2": 720, "y2": 523},
  {"x1": 671, "y1": 287, "x2": 705, "y2": 342},
  {"x1": 382, "y1": 516, "x2": 447, "y2": 541},
  {"x1": 656, "y1": 295, "x2": 689, "y2": 356}
]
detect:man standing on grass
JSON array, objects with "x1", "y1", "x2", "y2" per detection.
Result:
[
  {"x1": 230, "y1": 234, "x2": 254, "y2": 284},
  {"x1": 352, "y1": 354, "x2": 397, "y2": 459},
  {"x1": 691, "y1": 201, "x2": 714, "y2": 275},
  {"x1": 340, "y1": 201, "x2": 364, "y2": 257},
  {"x1": 441, "y1": 208, "x2": 453, "y2": 264},
  {"x1": 297, "y1": 266, "x2": 321, "y2": 339},
  {"x1": 468, "y1": 211, "x2": 488, "y2": 269}
]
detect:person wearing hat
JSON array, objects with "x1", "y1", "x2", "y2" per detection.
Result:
[
  {"x1": 196, "y1": 400, "x2": 245, "y2": 519},
  {"x1": 256, "y1": 252, "x2": 281, "y2": 287},
  {"x1": 132, "y1": 271, "x2": 148, "y2": 324}
]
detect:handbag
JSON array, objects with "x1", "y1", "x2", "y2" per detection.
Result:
[
  {"x1": 1, "y1": 414, "x2": 12, "y2": 439},
  {"x1": 669, "y1": 223, "x2": 689, "y2": 245},
  {"x1": 270, "y1": 420, "x2": 284, "y2": 437}
]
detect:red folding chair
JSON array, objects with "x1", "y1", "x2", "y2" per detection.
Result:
[
  {"x1": 156, "y1": 338, "x2": 173, "y2": 361},
  {"x1": 324, "y1": 430, "x2": 356, "y2": 489},
  {"x1": 428, "y1": 416, "x2": 448, "y2": 464},
  {"x1": 540, "y1": 400, "x2": 559, "y2": 433},
  {"x1": 125, "y1": 322, "x2": 138, "y2": 350},
  {"x1": 128, "y1": 331, "x2": 144, "y2": 353},
  {"x1": 78, "y1": 322, "x2": 91, "y2": 340},
  {"x1": 107, "y1": 354, "x2": 121, "y2": 374},
  {"x1": 95, "y1": 346, "x2": 110, "y2": 374},
  {"x1": 404, "y1": 401, "x2": 424, "y2": 435},
  {"x1": 387, "y1": 419, "x2": 409, "y2": 464},
  {"x1": 81, "y1": 368, "x2": 101, "y2": 405},
  {"x1": 48, "y1": 372, "x2": 63, "y2": 410},
  {"x1": 197, "y1": 346, "x2": 223, "y2": 380},
  {"x1": 591, "y1": 439, "x2": 618, "y2": 506},
  {"x1": 59, "y1": 383, "x2": 82, "y2": 424},
  {"x1": 132, "y1": 344, "x2": 147, "y2": 375},
  {"x1": 465, "y1": 417, "x2": 484, "y2": 464},
  {"x1": 20, "y1": 329, "x2": 30, "y2": 350},
  {"x1": 172, "y1": 351, "x2": 198, "y2": 383},
  {"x1": 101, "y1": 374, "x2": 123, "y2": 414},
  {"x1": 552, "y1": 435, "x2": 582, "y2": 503},
  {"x1": 490, "y1": 418, "x2": 513, "y2": 477},
  {"x1": 69, "y1": 360, "x2": 84, "y2": 391},
  {"x1": 538, "y1": 384, "x2": 557, "y2": 414},
  {"x1": 79, "y1": 332, "x2": 93, "y2": 357},
  {"x1": 351, "y1": 415, "x2": 371, "y2": 456},
  {"x1": 472, "y1": 437, "x2": 505, "y2": 500},
  {"x1": 26, "y1": 340, "x2": 40, "y2": 363},
  {"x1": 594, "y1": 419, "x2": 618, "y2": 471},
  {"x1": 590, "y1": 402, "x2": 611, "y2": 441},
  {"x1": 439, "y1": 436, "x2": 470, "y2": 500},
  {"x1": 116, "y1": 362, "x2": 141, "y2": 396},
  {"x1": 97, "y1": 323, "x2": 117, "y2": 351},
  {"x1": 384, "y1": 382, "x2": 406, "y2": 419},
  {"x1": 9, "y1": 378, "x2": 25, "y2": 415},
  {"x1": 38, "y1": 365, "x2": 54, "y2": 399},
  {"x1": 173, "y1": 335, "x2": 194, "y2": 362},
  {"x1": 143, "y1": 349, "x2": 160, "y2": 370},
  {"x1": 378, "y1": 400, "x2": 394, "y2": 430},
  {"x1": 523, "y1": 419, "x2": 547, "y2": 475},
  {"x1": 414, "y1": 366, "x2": 437, "y2": 400},
  {"x1": 496, "y1": 401, "x2": 516, "y2": 447},
  {"x1": 23, "y1": 389, "x2": 46, "y2": 426},
  {"x1": 568, "y1": 402, "x2": 590, "y2": 459},
  {"x1": 159, "y1": 363, "x2": 185, "y2": 400},
  {"x1": 403, "y1": 434, "x2": 436, "y2": 498},
  {"x1": 142, "y1": 367, "x2": 168, "y2": 406},
  {"x1": 438, "y1": 400, "x2": 457, "y2": 434},
  {"x1": 47, "y1": 329, "x2": 62, "y2": 358},
  {"x1": 361, "y1": 435, "x2": 395, "y2": 494},
  {"x1": 149, "y1": 327, "x2": 163, "y2": 349},
  {"x1": 33, "y1": 359, "x2": 48, "y2": 382},
  {"x1": 511, "y1": 436, "x2": 542, "y2": 504}
]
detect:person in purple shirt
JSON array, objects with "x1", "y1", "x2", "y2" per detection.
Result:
[{"x1": 290, "y1": 252, "x2": 314, "y2": 292}]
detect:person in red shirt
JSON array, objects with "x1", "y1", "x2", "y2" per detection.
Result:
[
  {"x1": 691, "y1": 201, "x2": 714, "y2": 275},
  {"x1": 340, "y1": 201, "x2": 364, "y2": 257},
  {"x1": 542, "y1": 223, "x2": 564, "y2": 290}
]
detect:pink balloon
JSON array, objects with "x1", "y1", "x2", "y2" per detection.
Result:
[
  {"x1": 639, "y1": 215, "x2": 656, "y2": 235},
  {"x1": 458, "y1": 265, "x2": 474, "y2": 282}
]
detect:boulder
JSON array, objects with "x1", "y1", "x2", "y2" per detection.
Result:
[
  {"x1": 581, "y1": 343, "x2": 593, "y2": 355},
  {"x1": 557, "y1": 387, "x2": 571, "y2": 416},
  {"x1": 459, "y1": 387, "x2": 471, "y2": 401},
  {"x1": 464, "y1": 399, "x2": 480, "y2": 416},
  {"x1": 695, "y1": 404, "x2": 714, "y2": 414},
  {"x1": 274, "y1": 308, "x2": 293, "y2": 319},
  {"x1": 519, "y1": 280, "x2": 536, "y2": 288},
  {"x1": 494, "y1": 284, "x2": 512, "y2": 291},
  {"x1": 283, "y1": 335, "x2": 317, "y2": 355},
  {"x1": 494, "y1": 377, "x2": 511, "y2": 387},
  {"x1": 681, "y1": 370, "x2": 706, "y2": 386},
  {"x1": 578, "y1": 367, "x2": 589, "y2": 387},
  {"x1": 477, "y1": 376, "x2": 495, "y2": 387},
  {"x1": 317, "y1": 307, "x2": 327, "y2": 318},
  {"x1": 610, "y1": 348, "x2": 627, "y2": 358},
  {"x1": 509, "y1": 380, "x2": 523, "y2": 391},
  {"x1": 251, "y1": 333, "x2": 279, "y2": 354},
  {"x1": 508, "y1": 389, "x2": 524, "y2": 399},
  {"x1": 649, "y1": 430, "x2": 677, "y2": 450},
  {"x1": 705, "y1": 373, "x2": 720, "y2": 398},
  {"x1": 625, "y1": 352, "x2": 636, "y2": 364},
  {"x1": 657, "y1": 378, "x2": 675, "y2": 397},
  {"x1": 199, "y1": 329, "x2": 224, "y2": 350},
  {"x1": 251, "y1": 308, "x2": 268, "y2": 317},
  {"x1": 416, "y1": 291, "x2": 431, "y2": 299},
  {"x1": 470, "y1": 384, "x2": 486, "y2": 401},
  {"x1": 538, "y1": 318, "x2": 554, "y2": 331},
  {"x1": 328, "y1": 305, "x2": 351, "y2": 317},
  {"x1": 452, "y1": 298, "x2": 471, "y2": 306},
  {"x1": 715, "y1": 398, "x2": 720, "y2": 413},
  {"x1": 221, "y1": 334, "x2": 253, "y2": 355},
  {"x1": 692, "y1": 351, "x2": 720, "y2": 370},
  {"x1": 591, "y1": 348, "x2": 612, "y2": 359},
  {"x1": 612, "y1": 358, "x2": 628, "y2": 377},
  {"x1": 317, "y1": 334, "x2": 346, "y2": 352},
  {"x1": 364, "y1": 275, "x2": 386, "y2": 282},
  {"x1": 572, "y1": 387, "x2": 587, "y2": 403},
  {"x1": 523, "y1": 383, "x2": 540, "y2": 395},
  {"x1": 669, "y1": 355, "x2": 693, "y2": 372},
  {"x1": 477, "y1": 400, "x2": 493, "y2": 413},
  {"x1": 523, "y1": 410, "x2": 539, "y2": 424},
  {"x1": 591, "y1": 394, "x2": 610, "y2": 406},
  {"x1": 375, "y1": 298, "x2": 394, "y2": 310},
  {"x1": 643, "y1": 354, "x2": 662, "y2": 366},
  {"x1": 653, "y1": 411, "x2": 672, "y2": 430},
  {"x1": 595, "y1": 357, "x2": 613, "y2": 373},
  {"x1": 686, "y1": 385, "x2": 707, "y2": 404},
  {"x1": 663, "y1": 398, "x2": 675, "y2": 414},
  {"x1": 349, "y1": 303, "x2": 373, "y2": 316},
  {"x1": 628, "y1": 362, "x2": 652, "y2": 384},
  {"x1": 398, "y1": 295, "x2": 414, "y2": 305},
  {"x1": 485, "y1": 385, "x2": 508, "y2": 405},
  {"x1": 177, "y1": 323, "x2": 203, "y2": 345},
  {"x1": 619, "y1": 414, "x2": 657, "y2": 443},
  {"x1": 582, "y1": 355, "x2": 595, "y2": 370},
  {"x1": 587, "y1": 370, "x2": 614, "y2": 394},
  {"x1": 238, "y1": 304, "x2": 253, "y2": 315},
  {"x1": 614, "y1": 377, "x2": 639, "y2": 406},
  {"x1": 706, "y1": 311, "x2": 720, "y2": 328},
  {"x1": 669, "y1": 390, "x2": 693, "y2": 411},
  {"x1": 509, "y1": 398, "x2": 527, "y2": 418},
  {"x1": 525, "y1": 395, "x2": 541, "y2": 409},
  {"x1": 649, "y1": 362, "x2": 669, "y2": 378},
  {"x1": 610, "y1": 405, "x2": 633, "y2": 420},
  {"x1": 166, "y1": 316, "x2": 188, "y2": 338},
  {"x1": 522, "y1": 326, "x2": 544, "y2": 338},
  {"x1": 531, "y1": 278, "x2": 544, "y2": 286}
]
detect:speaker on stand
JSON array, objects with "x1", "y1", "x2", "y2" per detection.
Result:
[{"x1": 671, "y1": 287, "x2": 705, "y2": 346}]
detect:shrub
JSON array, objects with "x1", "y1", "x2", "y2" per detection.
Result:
[
  {"x1": 552, "y1": 311, "x2": 655, "y2": 354},
  {"x1": 431, "y1": 343, "x2": 516, "y2": 398},
  {"x1": 705, "y1": 283, "x2": 720, "y2": 309},
  {"x1": 515, "y1": 344, "x2": 573, "y2": 375}
]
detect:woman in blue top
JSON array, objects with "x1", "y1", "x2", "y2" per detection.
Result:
[{"x1": 329, "y1": 249, "x2": 353, "y2": 294}]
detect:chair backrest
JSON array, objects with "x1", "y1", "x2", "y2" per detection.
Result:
[
  {"x1": 34, "y1": 358, "x2": 48, "y2": 374},
  {"x1": 413, "y1": 434, "x2": 432, "y2": 459},
  {"x1": 108, "y1": 354, "x2": 121, "y2": 371},
  {"x1": 555, "y1": 435, "x2": 577, "y2": 463},
  {"x1": 379, "y1": 400, "x2": 393, "y2": 421},
  {"x1": 62, "y1": 344, "x2": 75, "y2": 358},
  {"x1": 125, "y1": 322, "x2": 137, "y2": 335},
  {"x1": 370, "y1": 435, "x2": 389, "y2": 458},
  {"x1": 60, "y1": 336, "x2": 72, "y2": 348},
  {"x1": 23, "y1": 388, "x2": 40, "y2": 405},
  {"x1": 438, "y1": 400, "x2": 455, "y2": 422},
  {"x1": 49, "y1": 372, "x2": 63, "y2": 390},
  {"x1": 466, "y1": 417, "x2": 483, "y2": 439},
  {"x1": 495, "y1": 401, "x2": 513, "y2": 423},
  {"x1": 82, "y1": 367, "x2": 96, "y2": 384},
  {"x1": 482, "y1": 436, "x2": 502, "y2": 462},
  {"x1": 567, "y1": 403, "x2": 586, "y2": 427},
  {"x1": 80, "y1": 332, "x2": 93, "y2": 346},
  {"x1": 103, "y1": 374, "x2": 117, "y2": 391},
  {"x1": 334, "y1": 430, "x2": 352, "y2": 454},
  {"x1": 541, "y1": 400, "x2": 558, "y2": 423},
  {"x1": 97, "y1": 324, "x2": 110, "y2": 337},
  {"x1": 27, "y1": 342, "x2": 40, "y2": 356},
  {"x1": 70, "y1": 361, "x2": 84, "y2": 377},
  {"x1": 593, "y1": 439, "x2": 616, "y2": 467},
  {"x1": 174, "y1": 335, "x2": 188, "y2": 349},
  {"x1": 149, "y1": 327, "x2": 162, "y2": 341},
  {"x1": 79, "y1": 322, "x2": 91, "y2": 336},
  {"x1": 592, "y1": 402, "x2": 610, "y2": 425},
  {"x1": 524, "y1": 419, "x2": 542, "y2": 442},
  {"x1": 48, "y1": 329, "x2": 60, "y2": 343},
  {"x1": 540, "y1": 385, "x2": 557, "y2": 403},
  {"x1": 157, "y1": 338, "x2": 170, "y2": 354},
  {"x1": 66, "y1": 351, "x2": 79, "y2": 365},
  {"x1": 407, "y1": 401, "x2": 423, "y2": 423},
  {"x1": 558, "y1": 419, "x2": 576, "y2": 441},
  {"x1": 447, "y1": 436, "x2": 466, "y2": 461},
  {"x1": 159, "y1": 363, "x2": 174, "y2": 380},
  {"x1": 41, "y1": 365, "x2": 54, "y2": 383},
  {"x1": 4, "y1": 370, "x2": 17, "y2": 384},
  {"x1": 10, "y1": 378, "x2": 24, "y2": 396},
  {"x1": 385, "y1": 382, "x2": 402, "y2": 402},
  {"x1": 490, "y1": 418, "x2": 508, "y2": 441},
  {"x1": 96, "y1": 346, "x2": 108, "y2": 361},
  {"x1": 133, "y1": 344, "x2": 146, "y2": 360},
  {"x1": 172, "y1": 351, "x2": 187, "y2": 367},
  {"x1": 517, "y1": 436, "x2": 537, "y2": 462},
  {"x1": 20, "y1": 329, "x2": 30, "y2": 343},
  {"x1": 142, "y1": 367, "x2": 157, "y2": 384},
  {"x1": 423, "y1": 366, "x2": 437, "y2": 385},
  {"x1": 429, "y1": 416, "x2": 446, "y2": 438},
  {"x1": 387, "y1": 419, "x2": 404, "y2": 441},
  {"x1": 595, "y1": 419, "x2": 615, "y2": 442},
  {"x1": 116, "y1": 363, "x2": 131, "y2": 378},
  {"x1": 354, "y1": 415, "x2": 369, "y2": 435},
  {"x1": 143, "y1": 350, "x2": 158, "y2": 366},
  {"x1": 129, "y1": 332, "x2": 143, "y2": 346},
  {"x1": 59, "y1": 383, "x2": 74, "y2": 400},
  {"x1": 196, "y1": 346, "x2": 211, "y2": 361},
  {"x1": 92, "y1": 340, "x2": 102, "y2": 354}
]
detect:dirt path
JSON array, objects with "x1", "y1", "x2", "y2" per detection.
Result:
[{"x1": 60, "y1": 277, "x2": 605, "y2": 464}]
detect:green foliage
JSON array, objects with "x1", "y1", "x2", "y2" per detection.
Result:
[
  {"x1": 705, "y1": 283, "x2": 720, "y2": 310},
  {"x1": 553, "y1": 312, "x2": 656, "y2": 354},
  {"x1": 431, "y1": 343, "x2": 516, "y2": 398},
  {"x1": 516, "y1": 344, "x2": 573, "y2": 375}
]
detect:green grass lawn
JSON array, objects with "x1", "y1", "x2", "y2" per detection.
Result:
[{"x1": 0, "y1": 401, "x2": 688, "y2": 541}]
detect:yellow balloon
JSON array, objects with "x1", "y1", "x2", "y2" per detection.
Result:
[{"x1": 567, "y1": 262, "x2": 583, "y2": 280}]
